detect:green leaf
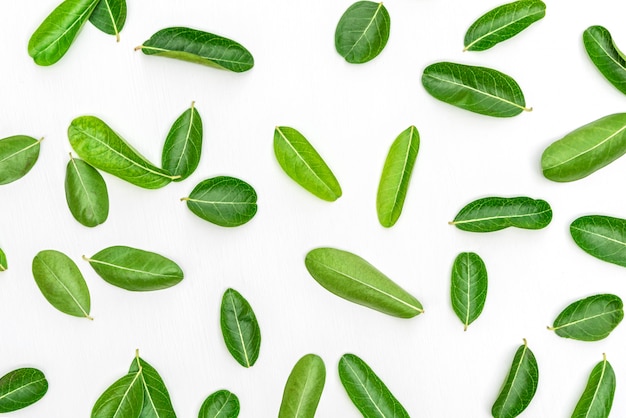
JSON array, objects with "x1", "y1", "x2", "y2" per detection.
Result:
[
  {"x1": 583, "y1": 26, "x2": 626, "y2": 95},
  {"x1": 548, "y1": 294, "x2": 623, "y2": 342},
  {"x1": 91, "y1": 371, "x2": 144, "y2": 418},
  {"x1": 0, "y1": 249, "x2": 6, "y2": 272},
  {"x1": 128, "y1": 352, "x2": 176, "y2": 418},
  {"x1": 85, "y1": 246, "x2": 184, "y2": 291},
  {"x1": 450, "y1": 196, "x2": 552, "y2": 232},
  {"x1": 32, "y1": 249, "x2": 92, "y2": 319},
  {"x1": 182, "y1": 176, "x2": 257, "y2": 227},
  {"x1": 89, "y1": 0, "x2": 127, "y2": 42},
  {"x1": 422, "y1": 62, "x2": 531, "y2": 117},
  {"x1": 463, "y1": 0, "x2": 546, "y2": 52},
  {"x1": 28, "y1": 0, "x2": 99, "y2": 66},
  {"x1": 198, "y1": 390, "x2": 239, "y2": 418},
  {"x1": 162, "y1": 102, "x2": 203, "y2": 182},
  {"x1": 278, "y1": 354, "x2": 326, "y2": 418},
  {"x1": 491, "y1": 339, "x2": 539, "y2": 418},
  {"x1": 65, "y1": 154, "x2": 109, "y2": 227},
  {"x1": 376, "y1": 126, "x2": 419, "y2": 227},
  {"x1": 68, "y1": 116, "x2": 178, "y2": 189},
  {"x1": 451, "y1": 252, "x2": 488, "y2": 331},
  {"x1": 571, "y1": 354, "x2": 615, "y2": 418},
  {"x1": 334, "y1": 1, "x2": 390, "y2": 64},
  {"x1": 0, "y1": 136, "x2": 42, "y2": 185},
  {"x1": 338, "y1": 353, "x2": 409, "y2": 418},
  {"x1": 220, "y1": 288, "x2": 261, "y2": 368},
  {"x1": 0, "y1": 368, "x2": 48, "y2": 413},
  {"x1": 273, "y1": 126, "x2": 342, "y2": 201},
  {"x1": 541, "y1": 113, "x2": 626, "y2": 182},
  {"x1": 570, "y1": 215, "x2": 626, "y2": 268},
  {"x1": 136, "y1": 27, "x2": 254, "y2": 73},
  {"x1": 305, "y1": 247, "x2": 423, "y2": 318}
]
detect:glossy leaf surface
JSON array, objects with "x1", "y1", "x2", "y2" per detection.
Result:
[
  {"x1": 572, "y1": 354, "x2": 615, "y2": 418},
  {"x1": 91, "y1": 372, "x2": 144, "y2": 418},
  {"x1": 541, "y1": 113, "x2": 626, "y2": 182},
  {"x1": 451, "y1": 252, "x2": 488, "y2": 330},
  {"x1": 162, "y1": 102, "x2": 203, "y2": 181},
  {"x1": 273, "y1": 126, "x2": 342, "y2": 201},
  {"x1": 137, "y1": 27, "x2": 254, "y2": 72},
  {"x1": 0, "y1": 368, "x2": 47, "y2": 413},
  {"x1": 583, "y1": 26, "x2": 626, "y2": 95},
  {"x1": 89, "y1": 0, "x2": 127, "y2": 41},
  {"x1": 220, "y1": 288, "x2": 261, "y2": 368},
  {"x1": 183, "y1": 176, "x2": 257, "y2": 227},
  {"x1": 0, "y1": 249, "x2": 6, "y2": 271},
  {"x1": 463, "y1": 0, "x2": 546, "y2": 51},
  {"x1": 86, "y1": 246, "x2": 184, "y2": 291},
  {"x1": 0, "y1": 136, "x2": 42, "y2": 185},
  {"x1": 305, "y1": 247, "x2": 423, "y2": 318},
  {"x1": 129, "y1": 353, "x2": 176, "y2": 418},
  {"x1": 199, "y1": 390, "x2": 239, "y2": 418},
  {"x1": 492, "y1": 340, "x2": 538, "y2": 418},
  {"x1": 339, "y1": 353, "x2": 409, "y2": 418},
  {"x1": 278, "y1": 354, "x2": 326, "y2": 418},
  {"x1": 335, "y1": 1, "x2": 390, "y2": 63},
  {"x1": 450, "y1": 196, "x2": 552, "y2": 232},
  {"x1": 570, "y1": 215, "x2": 626, "y2": 268},
  {"x1": 549, "y1": 294, "x2": 623, "y2": 342},
  {"x1": 32, "y1": 250, "x2": 92, "y2": 319},
  {"x1": 65, "y1": 154, "x2": 109, "y2": 227},
  {"x1": 422, "y1": 62, "x2": 530, "y2": 117}
]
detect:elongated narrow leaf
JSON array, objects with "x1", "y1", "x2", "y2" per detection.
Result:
[
  {"x1": 451, "y1": 252, "x2": 488, "y2": 330},
  {"x1": 274, "y1": 126, "x2": 342, "y2": 201},
  {"x1": 305, "y1": 247, "x2": 423, "y2": 318},
  {"x1": 572, "y1": 354, "x2": 615, "y2": 418},
  {"x1": 91, "y1": 372, "x2": 144, "y2": 418},
  {"x1": 339, "y1": 353, "x2": 409, "y2": 418},
  {"x1": 0, "y1": 368, "x2": 47, "y2": 413},
  {"x1": 492, "y1": 339, "x2": 538, "y2": 418},
  {"x1": 570, "y1": 215, "x2": 626, "y2": 268},
  {"x1": 548, "y1": 294, "x2": 623, "y2": 341},
  {"x1": 199, "y1": 390, "x2": 239, "y2": 418},
  {"x1": 182, "y1": 176, "x2": 257, "y2": 227},
  {"x1": 129, "y1": 352, "x2": 176, "y2": 418},
  {"x1": 136, "y1": 27, "x2": 254, "y2": 73},
  {"x1": 335, "y1": 1, "x2": 390, "y2": 63},
  {"x1": 376, "y1": 126, "x2": 419, "y2": 227},
  {"x1": 583, "y1": 26, "x2": 626, "y2": 95},
  {"x1": 85, "y1": 246, "x2": 184, "y2": 291},
  {"x1": 220, "y1": 288, "x2": 261, "y2": 368},
  {"x1": 450, "y1": 196, "x2": 552, "y2": 232},
  {"x1": 279, "y1": 354, "x2": 325, "y2": 418},
  {"x1": 32, "y1": 250, "x2": 92, "y2": 319},
  {"x1": 0, "y1": 249, "x2": 6, "y2": 271},
  {"x1": 65, "y1": 154, "x2": 109, "y2": 227},
  {"x1": 28, "y1": 0, "x2": 99, "y2": 66},
  {"x1": 463, "y1": 0, "x2": 546, "y2": 52},
  {"x1": 541, "y1": 113, "x2": 626, "y2": 182},
  {"x1": 422, "y1": 62, "x2": 530, "y2": 117},
  {"x1": 89, "y1": 0, "x2": 127, "y2": 41},
  {"x1": 0, "y1": 136, "x2": 42, "y2": 185},
  {"x1": 162, "y1": 102, "x2": 203, "y2": 181}
]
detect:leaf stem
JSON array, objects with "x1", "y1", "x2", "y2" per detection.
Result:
[{"x1": 134, "y1": 45, "x2": 144, "y2": 51}]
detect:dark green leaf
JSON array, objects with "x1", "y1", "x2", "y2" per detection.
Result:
[
  {"x1": 335, "y1": 1, "x2": 390, "y2": 63},
  {"x1": 136, "y1": 27, "x2": 254, "y2": 73},
  {"x1": 85, "y1": 246, "x2": 184, "y2": 291},
  {"x1": 89, "y1": 0, "x2": 127, "y2": 41},
  {"x1": 583, "y1": 26, "x2": 626, "y2": 95},
  {"x1": 422, "y1": 62, "x2": 531, "y2": 117},
  {"x1": 450, "y1": 196, "x2": 552, "y2": 232},
  {"x1": 451, "y1": 252, "x2": 488, "y2": 330},
  {"x1": 305, "y1": 247, "x2": 423, "y2": 318},
  {"x1": 570, "y1": 215, "x2": 626, "y2": 268},
  {"x1": 129, "y1": 352, "x2": 176, "y2": 418},
  {"x1": 0, "y1": 368, "x2": 47, "y2": 413},
  {"x1": 65, "y1": 154, "x2": 109, "y2": 227},
  {"x1": 199, "y1": 390, "x2": 239, "y2": 418},
  {"x1": 0, "y1": 249, "x2": 6, "y2": 272},
  {"x1": 572, "y1": 354, "x2": 615, "y2": 418},
  {"x1": 91, "y1": 372, "x2": 144, "y2": 418},
  {"x1": 278, "y1": 354, "x2": 325, "y2": 418},
  {"x1": 182, "y1": 176, "x2": 257, "y2": 227},
  {"x1": 0, "y1": 136, "x2": 42, "y2": 185},
  {"x1": 220, "y1": 288, "x2": 261, "y2": 368},
  {"x1": 273, "y1": 126, "x2": 342, "y2": 201},
  {"x1": 32, "y1": 249, "x2": 92, "y2": 319},
  {"x1": 548, "y1": 294, "x2": 623, "y2": 342},
  {"x1": 162, "y1": 102, "x2": 203, "y2": 182}
]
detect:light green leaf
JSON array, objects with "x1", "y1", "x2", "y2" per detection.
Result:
[
  {"x1": 162, "y1": 102, "x2": 203, "y2": 182},
  {"x1": 583, "y1": 26, "x2": 626, "y2": 95},
  {"x1": 570, "y1": 215, "x2": 626, "y2": 268},
  {"x1": 89, "y1": 0, "x2": 127, "y2": 42},
  {"x1": 198, "y1": 390, "x2": 239, "y2": 418},
  {"x1": 128, "y1": 352, "x2": 176, "y2": 418},
  {"x1": 548, "y1": 294, "x2": 623, "y2": 342},
  {"x1": 91, "y1": 371, "x2": 144, "y2": 418},
  {"x1": 335, "y1": 1, "x2": 390, "y2": 63},
  {"x1": 0, "y1": 368, "x2": 48, "y2": 413},
  {"x1": 451, "y1": 252, "x2": 488, "y2": 331},
  {"x1": 0, "y1": 249, "x2": 6, "y2": 272},
  {"x1": 220, "y1": 288, "x2": 261, "y2": 368},
  {"x1": 572, "y1": 354, "x2": 615, "y2": 418},
  {"x1": 65, "y1": 154, "x2": 109, "y2": 227},
  {"x1": 278, "y1": 354, "x2": 326, "y2": 418},
  {"x1": 0, "y1": 136, "x2": 42, "y2": 185}
]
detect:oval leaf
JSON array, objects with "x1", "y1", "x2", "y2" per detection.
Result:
[
  {"x1": 463, "y1": 0, "x2": 546, "y2": 52},
  {"x1": 376, "y1": 126, "x2": 419, "y2": 227},
  {"x1": 305, "y1": 247, "x2": 423, "y2": 318},
  {"x1": 541, "y1": 113, "x2": 626, "y2": 182},
  {"x1": 91, "y1": 372, "x2": 144, "y2": 418},
  {"x1": 273, "y1": 126, "x2": 342, "y2": 201},
  {"x1": 28, "y1": 0, "x2": 99, "y2": 66},
  {"x1": 220, "y1": 288, "x2": 261, "y2": 368},
  {"x1": 89, "y1": 0, "x2": 127, "y2": 42},
  {"x1": 570, "y1": 215, "x2": 626, "y2": 268},
  {"x1": 0, "y1": 368, "x2": 48, "y2": 413},
  {"x1": 422, "y1": 62, "x2": 530, "y2": 117},
  {"x1": 0, "y1": 136, "x2": 42, "y2": 185},
  {"x1": 85, "y1": 246, "x2": 184, "y2": 291},
  {"x1": 548, "y1": 294, "x2": 623, "y2": 342},
  {"x1": 450, "y1": 196, "x2": 552, "y2": 232},
  {"x1": 492, "y1": 339, "x2": 539, "y2": 418},
  {"x1": 451, "y1": 252, "x2": 488, "y2": 331},
  {"x1": 572, "y1": 354, "x2": 615, "y2": 418},
  {"x1": 65, "y1": 154, "x2": 109, "y2": 227},
  {"x1": 136, "y1": 27, "x2": 254, "y2": 73},
  {"x1": 278, "y1": 354, "x2": 325, "y2": 418},
  {"x1": 335, "y1": 1, "x2": 390, "y2": 63},
  {"x1": 162, "y1": 102, "x2": 203, "y2": 182},
  {"x1": 583, "y1": 26, "x2": 626, "y2": 95},
  {"x1": 339, "y1": 353, "x2": 409, "y2": 418},
  {"x1": 0, "y1": 249, "x2": 6, "y2": 272},
  {"x1": 128, "y1": 352, "x2": 176, "y2": 418},
  {"x1": 32, "y1": 250, "x2": 92, "y2": 319},
  {"x1": 199, "y1": 390, "x2": 239, "y2": 418},
  {"x1": 183, "y1": 176, "x2": 257, "y2": 227}
]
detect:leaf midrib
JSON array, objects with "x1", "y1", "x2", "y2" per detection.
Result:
[
  {"x1": 499, "y1": 344, "x2": 529, "y2": 412},
  {"x1": 571, "y1": 226, "x2": 626, "y2": 248},
  {"x1": 584, "y1": 359, "x2": 608, "y2": 418},
  {"x1": 588, "y1": 30, "x2": 626, "y2": 73},
  {"x1": 228, "y1": 292, "x2": 251, "y2": 367},
  {"x1": 552, "y1": 309, "x2": 622, "y2": 331},
  {"x1": 0, "y1": 377, "x2": 46, "y2": 401},
  {"x1": 69, "y1": 157, "x2": 99, "y2": 222},
  {"x1": 344, "y1": 2, "x2": 384, "y2": 58},
  {"x1": 452, "y1": 208, "x2": 551, "y2": 225},
  {"x1": 384, "y1": 128, "x2": 417, "y2": 221},
  {"x1": 139, "y1": 46, "x2": 247, "y2": 66},
  {"x1": 113, "y1": 371, "x2": 141, "y2": 418},
  {"x1": 343, "y1": 360, "x2": 387, "y2": 418},
  {"x1": 464, "y1": 7, "x2": 544, "y2": 51},
  {"x1": 293, "y1": 365, "x2": 314, "y2": 417},
  {"x1": 87, "y1": 258, "x2": 179, "y2": 279},
  {"x1": 0, "y1": 139, "x2": 40, "y2": 164},
  {"x1": 36, "y1": 256, "x2": 89, "y2": 318},
  {"x1": 171, "y1": 105, "x2": 197, "y2": 174}
]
